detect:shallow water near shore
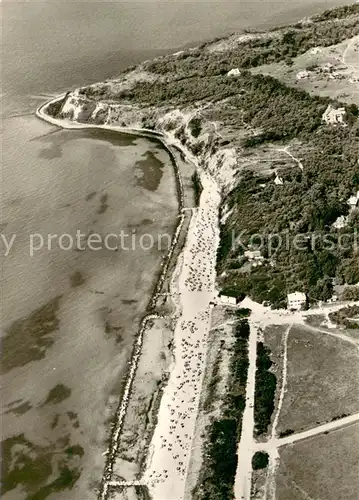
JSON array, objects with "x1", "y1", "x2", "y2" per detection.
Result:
[
  {"x1": 1, "y1": 0, "x2": 351, "y2": 498},
  {"x1": 1, "y1": 113, "x2": 179, "y2": 498}
]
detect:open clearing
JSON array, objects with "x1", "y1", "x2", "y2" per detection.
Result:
[
  {"x1": 252, "y1": 35, "x2": 359, "y2": 105},
  {"x1": 275, "y1": 422, "x2": 359, "y2": 500},
  {"x1": 277, "y1": 324, "x2": 359, "y2": 435}
]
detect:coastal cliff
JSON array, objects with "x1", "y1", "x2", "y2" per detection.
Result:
[{"x1": 45, "y1": 90, "x2": 238, "y2": 195}]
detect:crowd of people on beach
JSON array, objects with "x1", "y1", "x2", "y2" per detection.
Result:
[{"x1": 145, "y1": 177, "x2": 221, "y2": 497}]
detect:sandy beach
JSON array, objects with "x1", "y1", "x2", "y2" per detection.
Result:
[{"x1": 142, "y1": 172, "x2": 221, "y2": 499}]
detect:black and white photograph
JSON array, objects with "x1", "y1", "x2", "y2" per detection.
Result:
[{"x1": 1, "y1": 1, "x2": 359, "y2": 499}]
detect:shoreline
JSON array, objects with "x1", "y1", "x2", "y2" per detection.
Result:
[
  {"x1": 36, "y1": 97, "x2": 211, "y2": 500},
  {"x1": 36, "y1": 97, "x2": 189, "y2": 313},
  {"x1": 36, "y1": 97, "x2": 196, "y2": 307},
  {"x1": 37, "y1": 97, "x2": 166, "y2": 139}
]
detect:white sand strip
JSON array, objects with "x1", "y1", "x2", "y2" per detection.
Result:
[
  {"x1": 36, "y1": 97, "x2": 162, "y2": 138},
  {"x1": 143, "y1": 173, "x2": 221, "y2": 500},
  {"x1": 233, "y1": 315, "x2": 258, "y2": 500}
]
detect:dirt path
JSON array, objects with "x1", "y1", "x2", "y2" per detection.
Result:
[
  {"x1": 342, "y1": 35, "x2": 359, "y2": 76},
  {"x1": 255, "y1": 412, "x2": 359, "y2": 453},
  {"x1": 271, "y1": 324, "x2": 292, "y2": 439},
  {"x1": 264, "y1": 323, "x2": 292, "y2": 500},
  {"x1": 305, "y1": 324, "x2": 359, "y2": 350},
  {"x1": 278, "y1": 147, "x2": 304, "y2": 171}
]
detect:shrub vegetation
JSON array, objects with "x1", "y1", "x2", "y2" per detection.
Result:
[
  {"x1": 195, "y1": 319, "x2": 250, "y2": 500},
  {"x1": 252, "y1": 451, "x2": 269, "y2": 470},
  {"x1": 254, "y1": 343, "x2": 277, "y2": 436}
]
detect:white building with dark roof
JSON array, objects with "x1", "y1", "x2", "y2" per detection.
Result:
[
  {"x1": 274, "y1": 175, "x2": 284, "y2": 185},
  {"x1": 220, "y1": 295, "x2": 238, "y2": 306},
  {"x1": 287, "y1": 292, "x2": 306, "y2": 310},
  {"x1": 347, "y1": 191, "x2": 359, "y2": 209},
  {"x1": 322, "y1": 104, "x2": 346, "y2": 125},
  {"x1": 244, "y1": 250, "x2": 263, "y2": 261},
  {"x1": 227, "y1": 68, "x2": 241, "y2": 77}
]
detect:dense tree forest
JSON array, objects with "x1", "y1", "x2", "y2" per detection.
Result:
[
  {"x1": 217, "y1": 77, "x2": 359, "y2": 306},
  {"x1": 329, "y1": 305, "x2": 359, "y2": 328},
  {"x1": 312, "y1": 4, "x2": 359, "y2": 21}
]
